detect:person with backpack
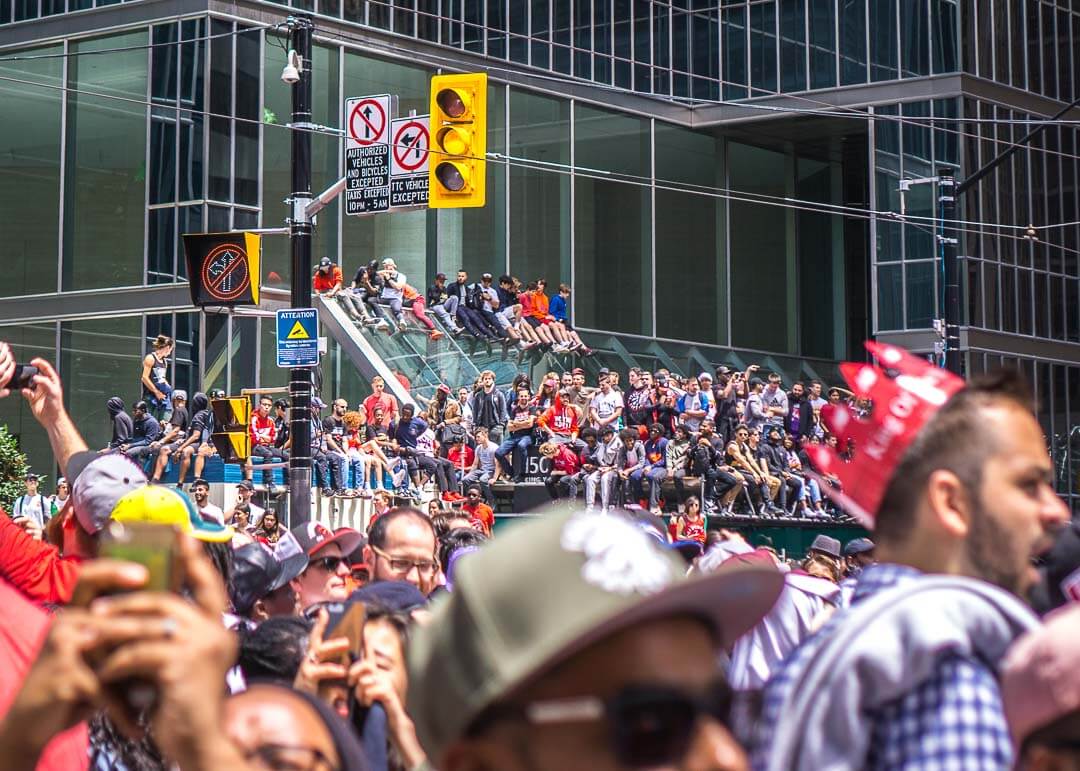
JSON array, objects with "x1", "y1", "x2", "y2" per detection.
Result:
[{"x1": 12, "y1": 472, "x2": 50, "y2": 532}]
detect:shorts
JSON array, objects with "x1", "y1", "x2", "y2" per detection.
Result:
[
  {"x1": 524, "y1": 316, "x2": 543, "y2": 329},
  {"x1": 161, "y1": 440, "x2": 185, "y2": 456}
]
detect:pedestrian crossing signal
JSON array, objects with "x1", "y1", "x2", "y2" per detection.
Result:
[{"x1": 429, "y1": 72, "x2": 486, "y2": 209}]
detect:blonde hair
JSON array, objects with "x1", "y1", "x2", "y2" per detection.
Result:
[{"x1": 538, "y1": 442, "x2": 556, "y2": 456}]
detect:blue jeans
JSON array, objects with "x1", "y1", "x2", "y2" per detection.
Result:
[
  {"x1": 630, "y1": 466, "x2": 668, "y2": 509},
  {"x1": 495, "y1": 433, "x2": 532, "y2": 479}
]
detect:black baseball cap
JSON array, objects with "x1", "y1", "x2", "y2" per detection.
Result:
[
  {"x1": 319, "y1": 256, "x2": 332, "y2": 269},
  {"x1": 236, "y1": 479, "x2": 255, "y2": 491},
  {"x1": 435, "y1": 272, "x2": 446, "y2": 280},
  {"x1": 231, "y1": 542, "x2": 308, "y2": 616},
  {"x1": 842, "y1": 537, "x2": 875, "y2": 557}
]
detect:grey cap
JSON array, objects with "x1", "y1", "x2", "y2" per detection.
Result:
[
  {"x1": 67, "y1": 451, "x2": 147, "y2": 534},
  {"x1": 311, "y1": 396, "x2": 327, "y2": 410},
  {"x1": 406, "y1": 509, "x2": 783, "y2": 764},
  {"x1": 808, "y1": 534, "x2": 842, "y2": 559},
  {"x1": 171, "y1": 389, "x2": 187, "y2": 402},
  {"x1": 749, "y1": 377, "x2": 765, "y2": 388}
]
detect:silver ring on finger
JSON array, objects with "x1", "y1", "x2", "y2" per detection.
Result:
[{"x1": 161, "y1": 617, "x2": 178, "y2": 639}]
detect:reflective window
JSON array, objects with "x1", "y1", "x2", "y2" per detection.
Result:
[
  {"x1": 60, "y1": 316, "x2": 143, "y2": 452},
  {"x1": 656, "y1": 189, "x2": 723, "y2": 345},
  {"x1": 808, "y1": 0, "x2": 836, "y2": 89},
  {"x1": 730, "y1": 143, "x2": 789, "y2": 352},
  {"x1": 0, "y1": 45, "x2": 62, "y2": 297},
  {"x1": 574, "y1": 178, "x2": 651, "y2": 336},
  {"x1": 0, "y1": 323, "x2": 56, "y2": 475},
  {"x1": 508, "y1": 89, "x2": 570, "y2": 291},
  {"x1": 63, "y1": 32, "x2": 147, "y2": 291}
]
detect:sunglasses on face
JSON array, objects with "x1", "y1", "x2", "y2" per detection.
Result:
[
  {"x1": 312, "y1": 556, "x2": 345, "y2": 573},
  {"x1": 496, "y1": 679, "x2": 732, "y2": 768}
]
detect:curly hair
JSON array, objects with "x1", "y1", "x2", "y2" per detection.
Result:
[{"x1": 342, "y1": 410, "x2": 365, "y2": 430}]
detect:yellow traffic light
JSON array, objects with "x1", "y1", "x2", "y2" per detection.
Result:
[
  {"x1": 429, "y1": 72, "x2": 487, "y2": 208},
  {"x1": 210, "y1": 396, "x2": 251, "y2": 463}
]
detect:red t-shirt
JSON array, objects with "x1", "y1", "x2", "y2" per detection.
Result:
[
  {"x1": 363, "y1": 393, "x2": 398, "y2": 428},
  {"x1": 462, "y1": 501, "x2": 494, "y2": 536},
  {"x1": 678, "y1": 515, "x2": 707, "y2": 545},
  {"x1": 447, "y1": 445, "x2": 475, "y2": 471},
  {"x1": 0, "y1": 579, "x2": 89, "y2": 770},
  {"x1": 312, "y1": 266, "x2": 343, "y2": 293}
]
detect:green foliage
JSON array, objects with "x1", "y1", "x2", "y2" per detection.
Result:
[{"x1": 0, "y1": 426, "x2": 30, "y2": 512}]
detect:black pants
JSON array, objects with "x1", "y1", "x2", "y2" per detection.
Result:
[
  {"x1": 456, "y1": 306, "x2": 495, "y2": 339},
  {"x1": 251, "y1": 445, "x2": 289, "y2": 485},
  {"x1": 417, "y1": 455, "x2": 456, "y2": 492}
]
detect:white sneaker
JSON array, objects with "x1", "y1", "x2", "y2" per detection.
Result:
[{"x1": 397, "y1": 319, "x2": 408, "y2": 332}]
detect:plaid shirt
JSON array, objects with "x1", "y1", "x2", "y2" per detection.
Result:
[{"x1": 751, "y1": 563, "x2": 1014, "y2": 771}]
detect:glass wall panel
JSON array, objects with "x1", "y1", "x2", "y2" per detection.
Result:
[
  {"x1": 868, "y1": 0, "x2": 898, "y2": 81},
  {"x1": 453, "y1": 83, "x2": 507, "y2": 278},
  {"x1": 574, "y1": 104, "x2": 649, "y2": 178},
  {"x1": 508, "y1": 89, "x2": 570, "y2": 292},
  {"x1": 574, "y1": 178, "x2": 651, "y2": 335},
  {"x1": 797, "y1": 156, "x2": 842, "y2": 358},
  {"x1": 807, "y1": 0, "x2": 836, "y2": 89},
  {"x1": 779, "y1": 0, "x2": 806, "y2": 93},
  {"x1": 838, "y1": 0, "x2": 866, "y2": 84},
  {"x1": 730, "y1": 143, "x2": 789, "y2": 352},
  {"x1": 264, "y1": 43, "x2": 340, "y2": 281},
  {"x1": 748, "y1": 0, "x2": 777, "y2": 93},
  {"x1": 877, "y1": 263, "x2": 903, "y2": 330},
  {"x1": 60, "y1": 316, "x2": 143, "y2": 453},
  {"x1": 0, "y1": 45, "x2": 62, "y2": 297},
  {"x1": 0, "y1": 323, "x2": 56, "y2": 476},
  {"x1": 899, "y1": 0, "x2": 929, "y2": 77},
  {"x1": 63, "y1": 32, "x2": 148, "y2": 291},
  {"x1": 656, "y1": 190, "x2": 722, "y2": 345},
  {"x1": 905, "y1": 261, "x2": 935, "y2": 328}
]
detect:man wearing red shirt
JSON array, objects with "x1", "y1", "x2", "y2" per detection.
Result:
[
  {"x1": 447, "y1": 437, "x2": 475, "y2": 482},
  {"x1": 537, "y1": 392, "x2": 582, "y2": 449},
  {"x1": 363, "y1": 376, "x2": 399, "y2": 429},
  {"x1": 247, "y1": 395, "x2": 288, "y2": 489},
  {"x1": 312, "y1": 256, "x2": 343, "y2": 295},
  {"x1": 461, "y1": 485, "x2": 494, "y2": 536}
]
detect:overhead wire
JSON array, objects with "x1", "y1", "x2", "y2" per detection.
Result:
[
  {"x1": 6, "y1": 0, "x2": 1080, "y2": 179},
  {"x1": 3, "y1": 57, "x2": 1080, "y2": 246}
]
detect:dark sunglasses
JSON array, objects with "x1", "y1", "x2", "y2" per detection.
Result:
[
  {"x1": 492, "y1": 680, "x2": 731, "y2": 768},
  {"x1": 312, "y1": 556, "x2": 345, "y2": 573}
]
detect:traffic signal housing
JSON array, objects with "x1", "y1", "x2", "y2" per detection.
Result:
[
  {"x1": 210, "y1": 397, "x2": 251, "y2": 463},
  {"x1": 429, "y1": 72, "x2": 487, "y2": 208}
]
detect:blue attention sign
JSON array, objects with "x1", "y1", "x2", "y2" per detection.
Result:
[{"x1": 276, "y1": 308, "x2": 319, "y2": 368}]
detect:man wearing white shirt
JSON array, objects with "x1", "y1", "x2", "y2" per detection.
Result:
[
  {"x1": 191, "y1": 477, "x2": 225, "y2": 525},
  {"x1": 588, "y1": 374, "x2": 623, "y2": 431},
  {"x1": 377, "y1": 257, "x2": 408, "y2": 330}
]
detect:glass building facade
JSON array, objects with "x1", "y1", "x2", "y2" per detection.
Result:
[{"x1": 1, "y1": 0, "x2": 1079, "y2": 506}]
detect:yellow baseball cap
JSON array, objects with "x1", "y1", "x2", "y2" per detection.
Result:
[{"x1": 110, "y1": 486, "x2": 235, "y2": 543}]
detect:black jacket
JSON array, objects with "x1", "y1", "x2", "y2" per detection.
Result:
[
  {"x1": 107, "y1": 397, "x2": 134, "y2": 449},
  {"x1": 426, "y1": 283, "x2": 449, "y2": 307},
  {"x1": 785, "y1": 395, "x2": 812, "y2": 439}
]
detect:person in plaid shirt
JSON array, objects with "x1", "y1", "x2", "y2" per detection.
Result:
[{"x1": 749, "y1": 346, "x2": 1069, "y2": 771}]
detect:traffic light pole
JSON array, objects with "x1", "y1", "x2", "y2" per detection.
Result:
[{"x1": 288, "y1": 14, "x2": 314, "y2": 525}]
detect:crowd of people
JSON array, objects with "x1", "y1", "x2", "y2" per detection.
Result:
[
  {"x1": 0, "y1": 337, "x2": 1079, "y2": 771},
  {"x1": 314, "y1": 258, "x2": 594, "y2": 356},
  {"x1": 103, "y1": 326, "x2": 862, "y2": 529}
]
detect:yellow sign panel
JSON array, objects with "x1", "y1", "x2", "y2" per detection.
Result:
[{"x1": 287, "y1": 321, "x2": 310, "y2": 340}]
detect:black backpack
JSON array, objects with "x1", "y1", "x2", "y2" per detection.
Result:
[{"x1": 467, "y1": 283, "x2": 487, "y2": 312}]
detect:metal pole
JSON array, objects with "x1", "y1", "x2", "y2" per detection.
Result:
[
  {"x1": 939, "y1": 172, "x2": 961, "y2": 375},
  {"x1": 288, "y1": 15, "x2": 314, "y2": 525}
]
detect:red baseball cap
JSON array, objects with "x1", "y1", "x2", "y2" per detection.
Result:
[{"x1": 290, "y1": 522, "x2": 365, "y2": 559}]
